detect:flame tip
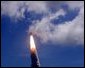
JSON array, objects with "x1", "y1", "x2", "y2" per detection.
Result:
[{"x1": 30, "y1": 35, "x2": 36, "y2": 51}]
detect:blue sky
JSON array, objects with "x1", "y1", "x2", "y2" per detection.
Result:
[{"x1": 1, "y1": 1, "x2": 84, "y2": 67}]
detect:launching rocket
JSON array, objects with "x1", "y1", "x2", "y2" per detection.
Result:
[
  {"x1": 30, "y1": 32, "x2": 40, "y2": 67},
  {"x1": 30, "y1": 50, "x2": 40, "y2": 67}
]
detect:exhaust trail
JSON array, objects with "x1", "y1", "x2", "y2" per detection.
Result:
[{"x1": 30, "y1": 33, "x2": 40, "y2": 67}]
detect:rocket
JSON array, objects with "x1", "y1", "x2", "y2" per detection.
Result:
[
  {"x1": 30, "y1": 32, "x2": 40, "y2": 67},
  {"x1": 30, "y1": 49, "x2": 40, "y2": 67}
]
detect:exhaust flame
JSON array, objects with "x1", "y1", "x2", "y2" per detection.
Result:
[
  {"x1": 30, "y1": 35, "x2": 36, "y2": 52},
  {"x1": 30, "y1": 34, "x2": 40, "y2": 67}
]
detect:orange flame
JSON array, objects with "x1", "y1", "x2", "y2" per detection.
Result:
[
  {"x1": 30, "y1": 35, "x2": 40, "y2": 66},
  {"x1": 30, "y1": 35, "x2": 36, "y2": 52}
]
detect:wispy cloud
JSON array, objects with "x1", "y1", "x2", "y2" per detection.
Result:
[
  {"x1": 28, "y1": 1, "x2": 84, "y2": 45},
  {"x1": 1, "y1": 1, "x2": 48, "y2": 19},
  {"x1": 1, "y1": 1, "x2": 84, "y2": 46}
]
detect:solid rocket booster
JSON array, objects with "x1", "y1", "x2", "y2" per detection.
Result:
[
  {"x1": 30, "y1": 51, "x2": 40, "y2": 67},
  {"x1": 30, "y1": 32, "x2": 40, "y2": 67}
]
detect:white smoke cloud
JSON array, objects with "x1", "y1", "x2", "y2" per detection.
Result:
[
  {"x1": 67, "y1": 1, "x2": 84, "y2": 10},
  {"x1": 1, "y1": 1, "x2": 84, "y2": 45},
  {"x1": 25, "y1": 1, "x2": 48, "y2": 13},
  {"x1": 29, "y1": 1, "x2": 84, "y2": 45},
  {"x1": 1, "y1": 1, "x2": 48, "y2": 19},
  {"x1": 1, "y1": 1, "x2": 25, "y2": 19}
]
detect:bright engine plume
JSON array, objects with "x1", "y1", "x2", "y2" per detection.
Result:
[
  {"x1": 30, "y1": 33, "x2": 40, "y2": 67},
  {"x1": 30, "y1": 35, "x2": 36, "y2": 52}
]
